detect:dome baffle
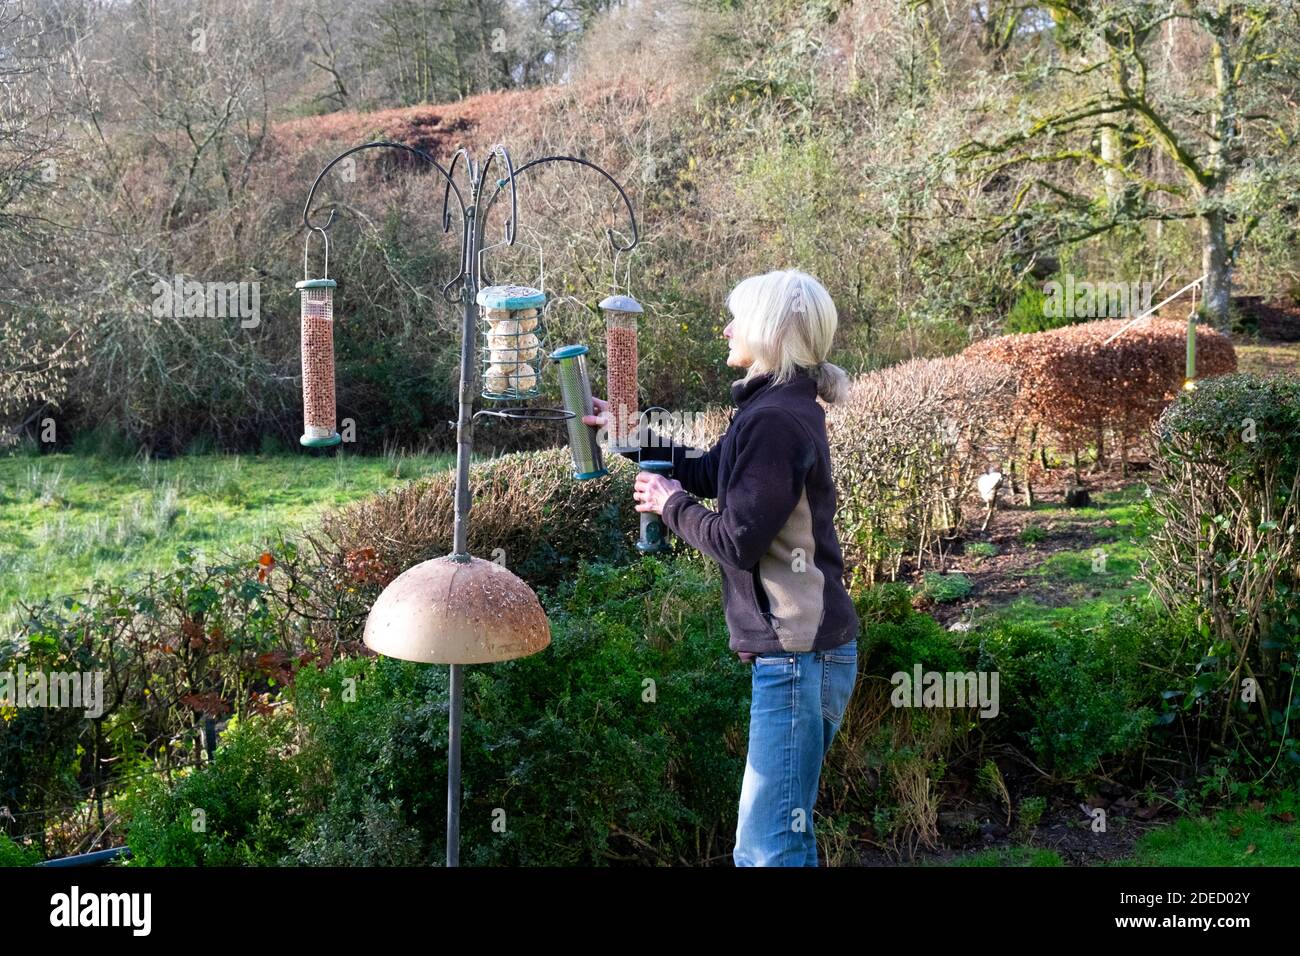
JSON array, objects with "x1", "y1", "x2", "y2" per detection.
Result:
[{"x1": 363, "y1": 554, "x2": 551, "y2": 664}]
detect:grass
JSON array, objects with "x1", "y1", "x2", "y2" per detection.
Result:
[
  {"x1": 1235, "y1": 340, "x2": 1300, "y2": 378},
  {"x1": 0, "y1": 448, "x2": 453, "y2": 618},
  {"x1": 943, "y1": 847, "x2": 1066, "y2": 867},
  {"x1": 1023, "y1": 488, "x2": 1148, "y2": 601},
  {"x1": 1113, "y1": 789, "x2": 1300, "y2": 866},
  {"x1": 920, "y1": 570, "x2": 973, "y2": 603},
  {"x1": 966, "y1": 486, "x2": 1152, "y2": 629}
]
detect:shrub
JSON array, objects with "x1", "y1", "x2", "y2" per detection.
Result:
[
  {"x1": 1019, "y1": 525, "x2": 1045, "y2": 545},
  {"x1": 828, "y1": 355, "x2": 1018, "y2": 585},
  {"x1": 851, "y1": 581, "x2": 915, "y2": 628},
  {"x1": 122, "y1": 709, "x2": 316, "y2": 866},
  {"x1": 0, "y1": 834, "x2": 39, "y2": 867},
  {"x1": 966, "y1": 317, "x2": 1237, "y2": 481},
  {"x1": 319, "y1": 447, "x2": 639, "y2": 592},
  {"x1": 1140, "y1": 373, "x2": 1300, "y2": 764},
  {"x1": 977, "y1": 599, "x2": 1189, "y2": 781},
  {"x1": 920, "y1": 571, "x2": 972, "y2": 604},
  {"x1": 1005, "y1": 280, "x2": 1077, "y2": 334},
  {"x1": 318, "y1": 352, "x2": 1019, "y2": 597},
  {"x1": 2, "y1": 540, "x2": 344, "y2": 855},
  {"x1": 866, "y1": 604, "x2": 972, "y2": 677},
  {"x1": 123, "y1": 557, "x2": 750, "y2": 866}
]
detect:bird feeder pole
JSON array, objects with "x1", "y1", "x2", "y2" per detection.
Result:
[{"x1": 301, "y1": 142, "x2": 638, "y2": 867}]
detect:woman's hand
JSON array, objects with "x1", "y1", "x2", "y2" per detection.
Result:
[
  {"x1": 634, "y1": 470, "x2": 683, "y2": 515},
  {"x1": 581, "y1": 396, "x2": 609, "y2": 429}
]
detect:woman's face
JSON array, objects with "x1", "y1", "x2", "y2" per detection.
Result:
[{"x1": 723, "y1": 316, "x2": 754, "y2": 368}]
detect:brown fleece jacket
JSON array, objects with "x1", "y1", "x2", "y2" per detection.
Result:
[{"x1": 627, "y1": 367, "x2": 859, "y2": 662}]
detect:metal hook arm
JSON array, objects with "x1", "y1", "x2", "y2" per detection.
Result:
[
  {"x1": 442, "y1": 148, "x2": 469, "y2": 234},
  {"x1": 302, "y1": 140, "x2": 468, "y2": 233},
  {"x1": 480, "y1": 154, "x2": 639, "y2": 254},
  {"x1": 478, "y1": 144, "x2": 519, "y2": 248}
]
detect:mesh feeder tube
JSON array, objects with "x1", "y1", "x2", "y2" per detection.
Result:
[
  {"x1": 477, "y1": 284, "x2": 546, "y2": 401},
  {"x1": 600, "y1": 294, "x2": 643, "y2": 454},
  {"x1": 296, "y1": 278, "x2": 341, "y2": 448},
  {"x1": 551, "y1": 344, "x2": 607, "y2": 480}
]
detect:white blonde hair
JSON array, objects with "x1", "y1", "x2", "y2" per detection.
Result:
[{"x1": 726, "y1": 268, "x2": 850, "y2": 403}]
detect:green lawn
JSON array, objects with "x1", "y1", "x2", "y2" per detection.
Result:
[
  {"x1": 0, "y1": 449, "x2": 453, "y2": 619},
  {"x1": 968, "y1": 486, "x2": 1153, "y2": 629},
  {"x1": 1113, "y1": 789, "x2": 1300, "y2": 866}
]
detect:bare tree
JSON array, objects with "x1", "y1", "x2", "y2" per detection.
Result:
[{"x1": 955, "y1": 0, "x2": 1300, "y2": 328}]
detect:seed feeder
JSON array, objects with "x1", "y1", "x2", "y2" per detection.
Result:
[
  {"x1": 296, "y1": 228, "x2": 341, "y2": 448},
  {"x1": 633, "y1": 406, "x2": 674, "y2": 554},
  {"x1": 635, "y1": 459, "x2": 674, "y2": 554},
  {"x1": 299, "y1": 141, "x2": 638, "y2": 866},
  {"x1": 600, "y1": 292, "x2": 644, "y2": 455}
]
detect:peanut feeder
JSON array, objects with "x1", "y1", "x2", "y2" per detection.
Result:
[
  {"x1": 600, "y1": 293, "x2": 643, "y2": 454},
  {"x1": 295, "y1": 279, "x2": 341, "y2": 448}
]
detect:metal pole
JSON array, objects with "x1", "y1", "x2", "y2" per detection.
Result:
[
  {"x1": 452, "y1": 210, "x2": 479, "y2": 560},
  {"x1": 446, "y1": 165, "x2": 485, "y2": 868},
  {"x1": 1100, "y1": 273, "x2": 1207, "y2": 346},
  {"x1": 448, "y1": 662, "x2": 462, "y2": 866}
]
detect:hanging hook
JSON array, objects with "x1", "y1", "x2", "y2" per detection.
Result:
[
  {"x1": 443, "y1": 148, "x2": 469, "y2": 235},
  {"x1": 478, "y1": 221, "x2": 544, "y2": 291},
  {"x1": 304, "y1": 226, "x2": 330, "y2": 280},
  {"x1": 635, "y1": 406, "x2": 672, "y2": 467},
  {"x1": 479, "y1": 144, "x2": 519, "y2": 248}
]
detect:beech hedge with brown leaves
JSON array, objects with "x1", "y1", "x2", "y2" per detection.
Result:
[{"x1": 964, "y1": 317, "x2": 1237, "y2": 458}]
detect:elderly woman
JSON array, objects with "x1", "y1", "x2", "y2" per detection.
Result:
[{"x1": 584, "y1": 268, "x2": 860, "y2": 866}]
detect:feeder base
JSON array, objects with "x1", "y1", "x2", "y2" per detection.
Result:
[
  {"x1": 300, "y1": 432, "x2": 342, "y2": 448},
  {"x1": 573, "y1": 467, "x2": 609, "y2": 481}
]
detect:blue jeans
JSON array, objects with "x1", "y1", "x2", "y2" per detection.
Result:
[{"x1": 734, "y1": 639, "x2": 858, "y2": 866}]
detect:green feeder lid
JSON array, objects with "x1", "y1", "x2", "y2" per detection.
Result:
[
  {"x1": 638, "y1": 459, "x2": 674, "y2": 474},
  {"x1": 599, "y1": 294, "x2": 643, "y2": 314},
  {"x1": 550, "y1": 344, "x2": 589, "y2": 360},
  {"x1": 300, "y1": 432, "x2": 342, "y2": 448},
  {"x1": 295, "y1": 278, "x2": 337, "y2": 290},
  {"x1": 476, "y1": 284, "x2": 546, "y2": 310}
]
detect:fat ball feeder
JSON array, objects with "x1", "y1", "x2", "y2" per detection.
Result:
[{"x1": 299, "y1": 140, "x2": 638, "y2": 867}]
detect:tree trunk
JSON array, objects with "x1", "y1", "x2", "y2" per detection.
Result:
[
  {"x1": 1100, "y1": 126, "x2": 1124, "y2": 208},
  {"x1": 1200, "y1": 203, "x2": 1232, "y2": 330}
]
